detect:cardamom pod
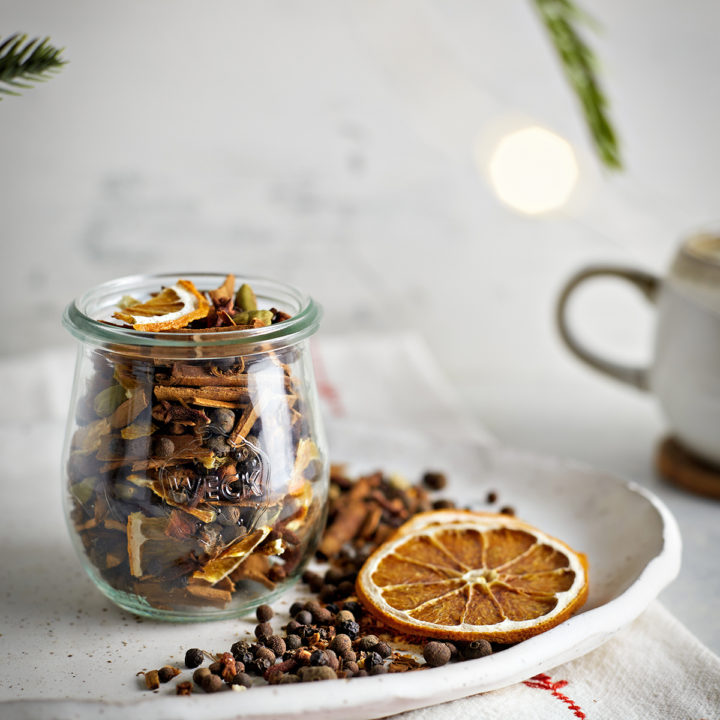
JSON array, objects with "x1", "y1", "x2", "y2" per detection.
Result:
[
  {"x1": 70, "y1": 475, "x2": 97, "y2": 504},
  {"x1": 121, "y1": 421, "x2": 157, "y2": 440},
  {"x1": 235, "y1": 283, "x2": 258, "y2": 312},
  {"x1": 249, "y1": 310, "x2": 273, "y2": 327},
  {"x1": 94, "y1": 384, "x2": 127, "y2": 418}
]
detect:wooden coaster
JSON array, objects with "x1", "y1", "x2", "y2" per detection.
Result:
[{"x1": 656, "y1": 436, "x2": 720, "y2": 499}]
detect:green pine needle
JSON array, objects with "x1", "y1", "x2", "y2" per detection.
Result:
[
  {"x1": 533, "y1": 0, "x2": 622, "y2": 170},
  {"x1": 0, "y1": 33, "x2": 67, "y2": 99}
]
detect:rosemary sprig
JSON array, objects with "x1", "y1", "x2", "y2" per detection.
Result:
[
  {"x1": 0, "y1": 33, "x2": 66, "y2": 99},
  {"x1": 533, "y1": 0, "x2": 621, "y2": 170}
]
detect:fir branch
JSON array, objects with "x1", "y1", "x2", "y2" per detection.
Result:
[
  {"x1": 0, "y1": 33, "x2": 67, "y2": 99},
  {"x1": 533, "y1": 0, "x2": 622, "y2": 170}
]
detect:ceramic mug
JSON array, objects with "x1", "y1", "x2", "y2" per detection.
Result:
[{"x1": 556, "y1": 232, "x2": 720, "y2": 466}]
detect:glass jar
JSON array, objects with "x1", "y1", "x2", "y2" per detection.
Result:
[{"x1": 62, "y1": 273, "x2": 328, "y2": 621}]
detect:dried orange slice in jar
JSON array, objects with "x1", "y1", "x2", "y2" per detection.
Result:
[
  {"x1": 112, "y1": 279, "x2": 210, "y2": 331},
  {"x1": 356, "y1": 510, "x2": 588, "y2": 643}
]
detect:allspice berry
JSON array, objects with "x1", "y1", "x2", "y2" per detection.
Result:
[
  {"x1": 329, "y1": 634, "x2": 352, "y2": 655},
  {"x1": 256, "y1": 604, "x2": 274, "y2": 623},
  {"x1": 202, "y1": 673, "x2": 224, "y2": 693},
  {"x1": 423, "y1": 641, "x2": 452, "y2": 667},
  {"x1": 462, "y1": 639, "x2": 492, "y2": 660},
  {"x1": 298, "y1": 666, "x2": 337, "y2": 682},
  {"x1": 193, "y1": 667, "x2": 212, "y2": 686}
]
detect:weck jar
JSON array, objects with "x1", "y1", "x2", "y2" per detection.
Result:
[{"x1": 62, "y1": 273, "x2": 328, "y2": 621}]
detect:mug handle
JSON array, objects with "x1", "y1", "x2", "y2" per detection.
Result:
[{"x1": 555, "y1": 265, "x2": 660, "y2": 391}]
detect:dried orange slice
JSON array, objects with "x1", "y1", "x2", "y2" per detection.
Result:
[
  {"x1": 356, "y1": 510, "x2": 588, "y2": 643},
  {"x1": 112, "y1": 279, "x2": 210, "y2": 331}
]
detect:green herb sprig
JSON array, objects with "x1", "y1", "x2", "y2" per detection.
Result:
[
  {"x1": 0, "y1": 33, "x2": 67, "y2": 99},
  {"x1": 533, "y1": 0, "x2": 621, "y2": 170}
]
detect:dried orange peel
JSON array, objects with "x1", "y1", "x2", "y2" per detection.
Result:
[
  {"x1": 112, "y1": 279, "x2": 210, "y2": 331},
  {"x1": 356, "y1": 510, "x2": 588, "y2": 643}
]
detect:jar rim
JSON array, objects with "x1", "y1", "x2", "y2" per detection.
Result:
[{"x1": 63, "y1": 272, "x2": 321, "y2": 349}]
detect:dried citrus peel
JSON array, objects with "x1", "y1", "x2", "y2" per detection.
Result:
[
  {"x1": 112, "y1": 279, "x2": 210, "y2": 331},
  {"x1": 356, "y1": 511, "x2": 588, "y2": 643}
]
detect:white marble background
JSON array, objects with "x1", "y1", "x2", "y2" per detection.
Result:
[{"x1": 1, "y1": 1, "x2": 719, "y2": 651}]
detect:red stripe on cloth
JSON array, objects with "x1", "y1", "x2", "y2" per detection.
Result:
[
  {"x1": 523, "y1": 673, "x2": 587, "y2": 718},
  {"x1": 310, "y1": 342, "x2": 346, "y2": 418}
]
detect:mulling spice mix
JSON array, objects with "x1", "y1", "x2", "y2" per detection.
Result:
[{"x1": 64, "y1": 274, "x2": 327, "y2": 617}]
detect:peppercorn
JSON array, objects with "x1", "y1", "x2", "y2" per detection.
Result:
[
  {"x1": 444, "y1": 642, "x2": 459, "y2": 660},
  {"x1": 302, "y1": 570, "x2": 324, "y2": 593},
  {"x1": 265, "y1": 635, "x2": 286, "y2": 657},
  {"x1": 286, "y1": 619, "x2": 302, "y2": 635},
  {"x1": 184, "y1": 648, "x2": 204, "y2": 669},
  {"x1": 298, "y1": 666, "x2": 337, "y2": 682},
  {"x1": 256, "y1": 604, "x2": 274, "y2": 623},
  {"x1": 342, "y1": 601, "x2": 362, "y2": 617},
  {"x1": 300, "y1": 625, "x2": 319, "y2": 645},
  {"x1": 363, "y1": 651, "x2": 383, "y2": 670},
  {"x1": 325, "y1": 602, "x2": 339, "y2": 614},
  {"x1": 336, "y1": 609, "x2": 355, "y2": 623},
  {"x1": 279, "y1": 673, "x2": 301, "y2": 684},
  {"x1": 324, "y1": 567, "x2": 345, "y2": 585},
  {"x1": 422, "y1": 471, "x2": 448, "y2": 490},
  {"x1": 336, "y1": 580, "x2": 355, "y2": 599},
  {"x1": 355, "y1": 669, "x2": 368, "y2": 677},
  {"x1": 231, "y1": 672, "x2": 253, "y2": 688},
  {"x1": 209, "y1": 661, "x2": 222, "y2": 675},
  {"x1": 372, "y1": 642, "x2": 392, "y2": 659},
  {"x1": 499, "y1": 505, "x2": 515, "y2": 516},
  {"x1": 202, "y1": 674, "x2": 224, "y2": 693},
  {"x1": 486, "y1": 490, "x2": 498, "y2": 504},
  {"x1": 336, "y1": 620, "x2": 360, "y2": 639},
  {"x1": 294, "y1": 610, "x2": 312, "y2": 626},
  {"x1": 358, "y1": 635, "x2": 380, "y2": 652},
  {"x1": 176, "y1": 680, "x2": 193, "y2": 695},
  {"x1": 310, "y1": 649, "x2": 328, "y2": 666},
  {"x1": 285, "y1": 634, "x2": 302, "y2": 651},
  {"x1": 231, "y1": 642, "x2": 253, "y2": 666},
  {"x1": 320, "y1": 584, "x2": 338, "y2": 602},
  {"x1": 312, "y1": 607, "x2": 333, "y2": 626},
  {"x1": 432, "y1": 499, "x2": 455, "y2": 510},
  {"x1": 158, "y1": 666, "x2": 181, "y2": 683},
  {"x1": 193, "y1": 667, "x2": 212, "y2": 686},
  {"x1": 343, "y1": 661, "x2": 359, "y2": 675},
  {"x1": 423, "y1": 641, "x2": 451, "y2": 667},
  {"x1": 255, "y1": 621, "x2": 273, "y2": 640},
  {"x1": 329, "y1": 634, "x2": 352, "y2": 655},
  {"x1": 248, "y1": 657, "x2": 272, "y2": 675},
  {"x1": 289, "y1": 601, "x2": 305, "y2": 617},
  {"x1": 461, "y1": 639, "x2": 492, "y2": 660},
  {"x1": 255, "y1": 646, "x2": 276, "y2": 665},
  {"x1": 369, "y1": 662, "x2": 387, "y2": 675}
]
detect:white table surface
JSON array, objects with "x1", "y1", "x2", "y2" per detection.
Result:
[{"x1": 1, "y1": 0, "x2": 719, "y2": 664}]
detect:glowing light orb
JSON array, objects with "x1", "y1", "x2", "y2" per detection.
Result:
[{"x1": 488, "y1": 126, "x2": 579, "y2": 214}]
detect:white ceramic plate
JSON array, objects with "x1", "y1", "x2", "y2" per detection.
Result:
[{"x1": 4, "y1": 424, "x2": 680, "y2": 720}]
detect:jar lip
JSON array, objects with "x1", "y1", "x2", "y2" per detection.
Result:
[{"x1": 63, "y1": 272, "x2": 321, "y2": 348}]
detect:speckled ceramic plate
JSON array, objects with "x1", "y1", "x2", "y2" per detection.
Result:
[{"x1": 3, "y1": 423, "x2": 681, "y2": 720}]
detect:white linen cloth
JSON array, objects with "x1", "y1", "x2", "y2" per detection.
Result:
[{"x1": 0, "y1": 333, "x2": 718, "y2": 719}]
